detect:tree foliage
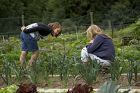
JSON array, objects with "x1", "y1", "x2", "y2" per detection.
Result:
[{"x1": 0, "y1": 0, "x2": 140, "y2": 25}]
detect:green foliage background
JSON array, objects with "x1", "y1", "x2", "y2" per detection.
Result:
[{"x1": 0, "y1": 0, "x2": 140, "y2": 25}]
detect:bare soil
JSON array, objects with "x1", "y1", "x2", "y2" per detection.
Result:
[
  {"x1": 0, "y1": 74, "x2": 140, "y2": 89},
  {"x1": 36, "y1": 74, "x2": 140, "y2": 89}
]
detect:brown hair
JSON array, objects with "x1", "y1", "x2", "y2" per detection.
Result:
[
  {"x1": 48, "y1": 22, "x2": 62, "y2": 37},
  {"x1": 48, "y1": 22, "x2": 62, "y2": 30}
]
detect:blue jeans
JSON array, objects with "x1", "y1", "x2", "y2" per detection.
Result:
[{"x1": 20, "y1": 32, "x2": 39, "y2": 52}]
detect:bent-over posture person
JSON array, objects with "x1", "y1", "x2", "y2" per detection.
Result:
[
  {"x1": 20, "y1": 22, "x2": 62, "y2": 66},
  {"x1": 81, "y1": 24, "x2": 115, "y2": 66}
]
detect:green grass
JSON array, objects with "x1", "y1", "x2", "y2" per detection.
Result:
[{"x1": 118, "y1": 19, "x2": 140, "y2": 38}]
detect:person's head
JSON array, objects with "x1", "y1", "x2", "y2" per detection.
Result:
[
  {"x1": 86, "y1": 24, "x2": 102, "y2": 40},
  {"x1": 48, "y1": 22, "x2": 62, "y2": 37}
]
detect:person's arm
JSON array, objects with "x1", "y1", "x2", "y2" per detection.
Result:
[
  {"x1": 21, "y1": 26, "x2": 26, "y2": 31},
  {"x1": 86, "y1": 35, "x2": 104, "y2": 53},
  {"x1": 23, "y1": 23, "x2": 51, "y2": 34}
]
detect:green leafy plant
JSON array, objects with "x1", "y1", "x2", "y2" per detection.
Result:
[
  {"x1": 28, "y1": 61, "x2": 42, "y2": 84},
  {"x1": 127, "y1": 59, "x2": 135, "y2": 86},
  {"x1": 76, "y1": 60, "x2": 100, "y2": 86},
  {"x1": 97, "y1": 81, "x2": 120, "y2": 93},
  {"x1": 97, "y1": 81, "x2": 131, "y2": 93},
  {"x1": 0, "y1": 84, "x2": 17, "y2": 93},
  {"x1": 0, "y1": 58, "x2": 12, "y2": 85},
  {"x1": 11, "y1": 60, "x2": 32, "y2": 84},
  {"x1": 133, "y1": 61, "x2": 140, "y2": 82},
  {"x1": 109, "y1": 58, "x2": 123, "y2": 81},
  {"x1": 127, "y1": 59, "x2": 140, "y2": 86},
  {"x1": 28, "y1": 59, "x2": 50, "y2": 84}
]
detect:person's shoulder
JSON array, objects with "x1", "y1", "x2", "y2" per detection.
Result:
[
  {"x1": 28, "y1": 23, "x2": 38, "y2": 25},
  {"x1": 96, "y1": 34, "x2": 104, "y2": 38},
  {"x1": 37, "y1": 22, "x2": 43, "y2": 25},
  {"x1": 26, "y1": 23, "x2": 38, "y2": 29},
  {"x1": 37, "y1": 22, "x2": 47, "y2": 26},
  {"x1": 98, "y1": 34, "x2": 111, "y2": 39},
  {"x1": 38, "y1": 23, "x2": 50, "y2": 28}
]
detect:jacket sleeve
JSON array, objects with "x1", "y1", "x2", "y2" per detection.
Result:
[
  {"x1": 23, "y1": 23, "x2": 50, "y2": 33},
  {"x1": 86, "y1": 35, "x2": 104, "y2": 53}
]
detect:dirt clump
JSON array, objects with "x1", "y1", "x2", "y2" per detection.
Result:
[
  {"x1": 16, "y1": 83, "x2": 38, "y2": 93},
  {"x1": 67, "y1": 84, "x2": 93, "y2": 93}
]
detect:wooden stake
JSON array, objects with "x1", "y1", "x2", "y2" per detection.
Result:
[
  {"x1": 22, "y1": 14, "x2": 25, "y2": 26},
  {"x1": 90, "y1": 12, "x2": 93, "y2": 25}
]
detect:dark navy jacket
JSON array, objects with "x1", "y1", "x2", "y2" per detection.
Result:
[
  {"x1": 86, "y1": 34, "x2": 115, "y2": 61},
  {"x1": 23, "y1": 23, "x2": 53, "y2": 36}
]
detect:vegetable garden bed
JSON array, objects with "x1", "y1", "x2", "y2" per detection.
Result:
[{"x1": 1, "y1": 74, "x2": 140, "y2": 92}]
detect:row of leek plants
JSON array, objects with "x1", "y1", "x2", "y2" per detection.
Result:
[
  {"x1": 0, "y1": 57, "x2": 50, "y2": 85},
  {"x1": 1, "y1": 47, "x2": 140, "y2": 88}
]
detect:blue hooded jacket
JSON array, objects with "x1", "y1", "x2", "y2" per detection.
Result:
[{"x1": 86, "y1": 34, "x2": 115, "y2": 61}]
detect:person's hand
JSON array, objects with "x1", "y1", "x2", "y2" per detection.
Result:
[
  {"x1": 89, "y1": 40, "x2": 93, "y2": 43},
  {"x1": 21, "y1": 26, "x2": 26, "y2": 31}
]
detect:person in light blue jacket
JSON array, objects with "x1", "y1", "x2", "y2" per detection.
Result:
[{"x1": 81, "y1": 24, "x2": 115, "y2": 66}]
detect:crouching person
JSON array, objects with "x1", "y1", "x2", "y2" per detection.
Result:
[{"x1": 81, "y1": 24, "x2": 115, "y2": 67}]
